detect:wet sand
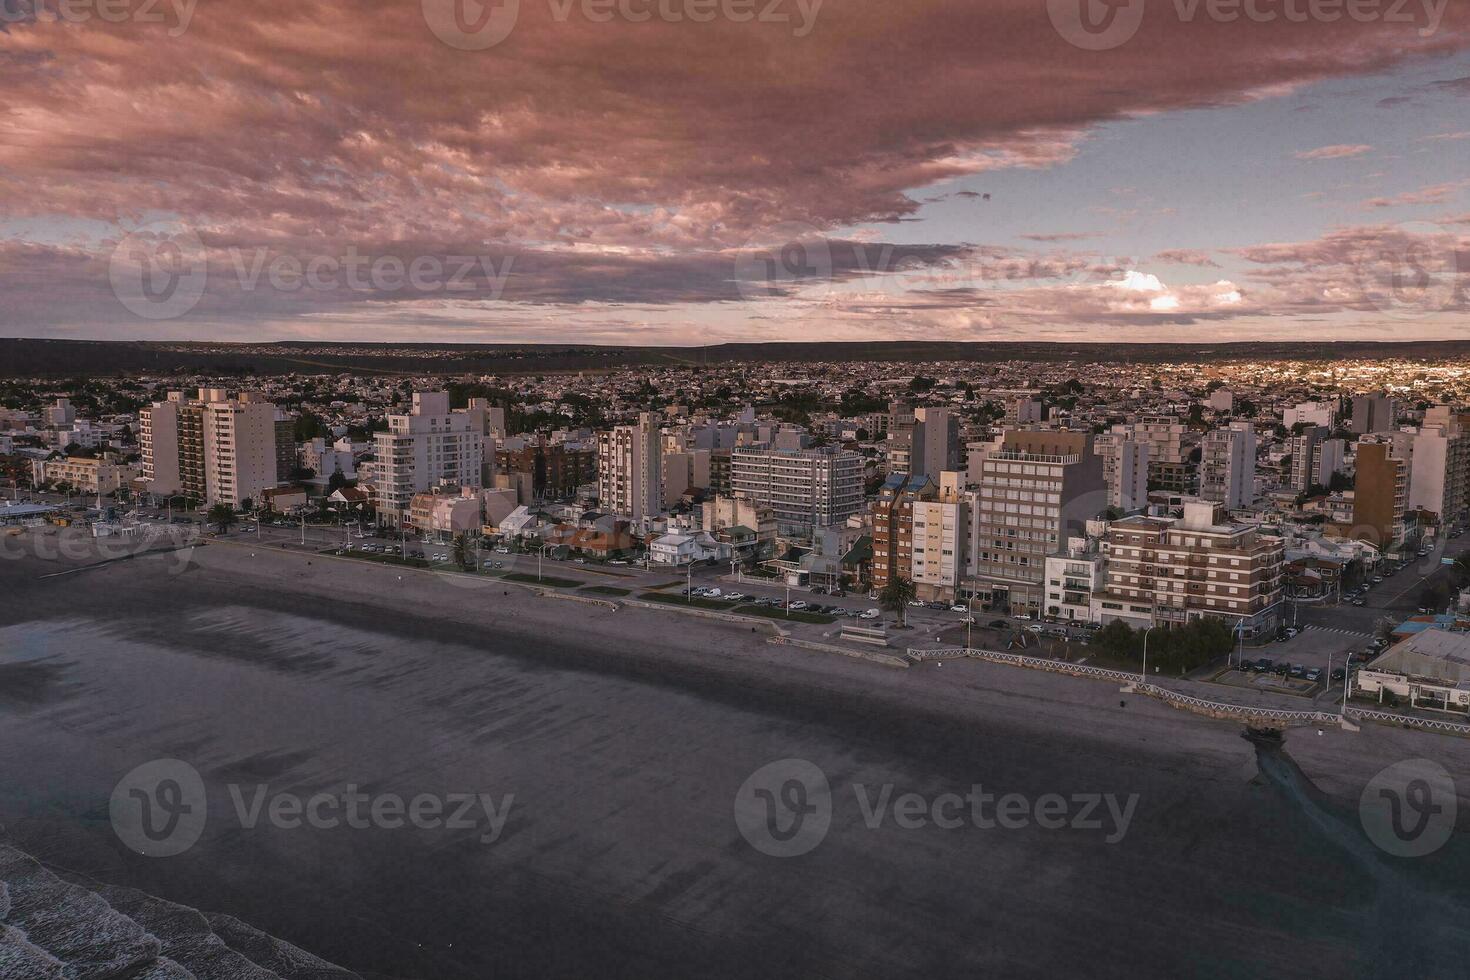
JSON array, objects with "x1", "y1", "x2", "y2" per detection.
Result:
[{"x1": 2, "y1": 540, "x2": 1469, "y2": 978}]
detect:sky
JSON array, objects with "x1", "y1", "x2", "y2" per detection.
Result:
[{"x1": 1, "y1": 0, "x2": 1468, "y2": 346}]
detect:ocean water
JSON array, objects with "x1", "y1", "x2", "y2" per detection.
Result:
[{"x1": 2, "y1": 602, "x2": 1468, "y2": 979}]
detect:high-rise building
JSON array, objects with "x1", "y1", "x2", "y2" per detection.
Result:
[
  {"x1": 202, "y1": 392, "x2": 282, "y2": 508},
  {"x1": 1284, "y1": 402, "x2": 1334, "y2": 428},
  {"x1": 373, "y1": 392, "x2": 486, "y2": 525},
  {"x1": 1351, "y1": 393, "x2": 1398, "y2": 435},
  {"x1": 870, "y1": 472, "x2": 936, "y2": 594},
  {"x1": 910, "y1": 471, "x2": 971, "y2": 602},
  {"x1": 1407, "y1": 406, "x2": 1470, "y2": 526},
  {"x1": 1199, "y1": 421, "x2": 1256, "y2": 510},
  {"x1": 274, "y1": 415, "x2": 296, "y2": 481},
  {"x1": 139, "y1": 395, "x2": 182, "y2": 495},
  {"x1": 1093, "y1": 426, "x2": 1149, "y2": 512},
  {"x1": 1003, "y1": 398, "x2": 1044, "y2": 429},
  {"x1": 729, "y1": 446, "x2": 864, "y2": 532},
  {"x1": 140, "y1": 388, "x2": 279, "y2": 506},
  {"x1": 1350, "y1": 437, "x2": 1411, "y2": 553},
  {"x1": 597, "y1": 412, "x2": 662, "y2": 523},
  {"x1": 911, "y1": 407, "x2": 961, "y2": 478},
  {"x1": 43, "y1": 398, "x2": 75, "y2": 427},
  {"x1": 1288, "y1": 425, "x2": 1329, "y2": 492},
  {"x1": 967, "y1": 430, "x2": 1105, "y2": 617},
  {"x1": 1095, "y1": 500, "x2": 1283, "y2": 636},
  {"x1": 1131, "y1": 414, "x2": 1191, "y2": 492},
  {"x1": 1314, "y1": 438, "x2": 1347, "y2": 488},
  {"x1": 496, "y1": 436, "x2": 597, "y2": 501}
]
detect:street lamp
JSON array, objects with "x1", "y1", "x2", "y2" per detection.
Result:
[
  {"x1": 1342, "y1": 652, "x2": 1353, "y2": 714},
  {"x1": 1140, "y1": 625, "x2": 1157, "y2": 685},
  {"x1": 965, "y1": 587, "x2": 976, "y2": 652}
]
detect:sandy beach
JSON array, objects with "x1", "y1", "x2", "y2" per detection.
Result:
[{"x1": 2, "y1": 537, "x2": 1468, "y2": 978}]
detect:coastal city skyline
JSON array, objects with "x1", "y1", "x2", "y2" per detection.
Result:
[
  {"x1": 5, "y1": 5, "x2": 1470, "y2": 979},
  {"x1": 2, "y1": 3, "x2": 1468, "y2": 344}
]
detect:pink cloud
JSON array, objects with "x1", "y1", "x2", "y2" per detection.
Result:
[{"x1": 1294, "y1": 144, "x2": 1374, "y2": 160}]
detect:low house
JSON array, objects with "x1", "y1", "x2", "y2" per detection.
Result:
[
  {"x1": 650, "y1": 530, "x2": 725, "y2": 565},
  {"x1": 1356, "y1": 629, "x2": 1470, "y2": 714},
  {"x1": 261, "y1": 485, "x2": 308, "y2": 513},
  {"x1": 328, "y1": 486, "x2": 370, "y2": 509}
]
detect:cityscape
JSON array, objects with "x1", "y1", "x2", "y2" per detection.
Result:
[{"x1": 4, "y1": 2, "x2": 1470, "y2": 979}]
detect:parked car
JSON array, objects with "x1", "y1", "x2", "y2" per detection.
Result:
[
  {"x1": 810, "y1": 587, "x2": 827, "y2": 595},
  {"x1": 705, "y1": 588, "x2": 721, "y2": 597},
  {"x1": 1371, "y1": 576, "x2": 1383, "y2": 584},
  {"x1": 831, "y1": 589, "x2": 847, "y2": 597},
  {"x1": 1331, "y1": 667, "x2": 1346, "y2": 682},
  {"x1": 609, "y1": 559, "x2": 628, "y2": 565},
  {"x1": 725, "y1": 593, "x2": 745, "y2": 601},
  {"x1": 950, "y1": 604, "x2": 968, "y2": 612},
  {"x1": 1305, "y1": 668, "x2": 1323, "y2": 683},
  {"x1": 908, "y1": 599, "x2": 926, "y2": 607},
  {"x1": 1352, "y1": 599, "x2": 1365, "y2": 606},
  {"x1": 1289, "y1": 664, "x2": 1306, "y2": 678},
  {"x1": 1253, "y1": 658, "x2": 1274, "y2": 673},
  {"x1": 859, "y1": 608, "x2": 881, "y2": 620},
  {"x1": 1274, "y1": 662, "x2": 1292, "y2": 676},
  {"x1": 788, "y1": 600, "x2": 809, "y2": 611}
]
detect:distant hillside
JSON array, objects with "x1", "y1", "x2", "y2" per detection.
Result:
[{"x1": 5, "y1": 337, "x2": 1470, "y2": 377}]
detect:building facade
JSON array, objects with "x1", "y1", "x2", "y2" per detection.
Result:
[
  {"x1": 730, "y1": 446, "x2": 864, "y2": 532},
  {"x1": 597, "y1": 412, "x2": 662, "y2": 524},
  {"x1": 1094, "y1": 500, "x2": 1284, "y2": 636},
  {"x1": 373, "y1": 392, "x2": 486, "y2": 525},
  {"x1": 966, "y1": 430, "x2": 1105, "y2": 617}
]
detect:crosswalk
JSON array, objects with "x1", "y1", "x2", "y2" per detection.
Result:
[{"x1": 1305, "y1": 626, "x2": 1373, "y2": 638}]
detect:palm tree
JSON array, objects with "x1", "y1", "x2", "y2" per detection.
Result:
[
  {"x1": 879, "y1": 576, "x2": 917, "y2": 627},
  {"x1": 453, "y1": 532, "x2": 471, "y2": 571},
  {"x1": 207, "y1": 503, "x2": 237, "y2": 535}
]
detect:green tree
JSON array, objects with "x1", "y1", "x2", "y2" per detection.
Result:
[
  {"x1": 879, "y1": 576, "x2": 917, "y2": 627},
  {"x1": 453, "y1": 533, "x2": 471, "y2": 571},
  {"x1": 207, "y1": 503, "x2": 237, "y2": 535}
]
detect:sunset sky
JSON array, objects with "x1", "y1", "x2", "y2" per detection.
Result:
[{"x1": 2, "y1": 0, "x2": 1468, "y2": 345}]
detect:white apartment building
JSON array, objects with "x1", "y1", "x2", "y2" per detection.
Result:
[
  {"x1": 597, "y1": 412, "x2": 662, "y2": 524},
  {"x1": 203, "y1": 394, "x2": 280, "y2": 508},
  {"x1": 1131, "y1": 415, "x2": 1186, "y2": 464},
  {"x1": 1044, "y1": 538, "x2": 1105, "y2": 623},
  {"x1": 1408, "y1": 406, "x2": 1470, "y2": 526},
  {"x1": 1093, "y1": 427, "x2": 1149, "y2": 512},
  {"x1": 30, "y1": 456, "x2": 138, "y2": 495},
  {"x1": 1199, "y1": 421, "x2": 1256, "y2": 511},
  {"x1": 910, "y1": 471, "x2": 970, "y2": 602},
  {"x1": 729, "y1": 446, "x2": 864, "y2": 532},
  {"x1": 140, "y1": 388, "x2": 280, "y2": 507},
  {"x1": 1284, "y1": 401, "x2": 1334, "y2": 428},
  {"x1": 373, "y1": 392, "x2": 486, "y2": 525}
]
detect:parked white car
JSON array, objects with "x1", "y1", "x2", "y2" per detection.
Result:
[{"x1": 860, "y1": 608, "x2": 881, "y2": 620}]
